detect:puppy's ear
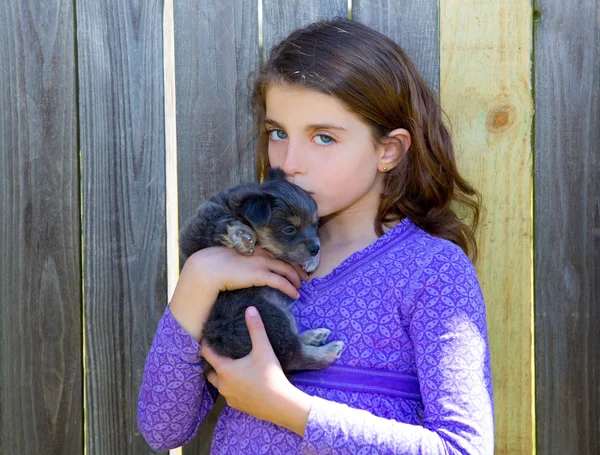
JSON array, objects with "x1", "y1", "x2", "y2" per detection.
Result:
[
  {"x1": 267, "y1": 167, "x2": 286, "y2": 181},
  {"x1": 240, "y1": 193, "x2": 273, "y2": 227}
]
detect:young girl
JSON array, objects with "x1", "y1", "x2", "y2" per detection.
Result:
[{"x1": 138, "y1": 17, "x2": 494, "y2": 454}]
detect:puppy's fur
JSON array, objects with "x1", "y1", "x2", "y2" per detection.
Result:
[{"x1": 179, "y1": 168, "x2": 344, "y2": 373}]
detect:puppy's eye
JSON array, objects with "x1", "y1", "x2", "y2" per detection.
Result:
[{"x1": 283, "y1": 226, "x2": 297, "y2": 235}]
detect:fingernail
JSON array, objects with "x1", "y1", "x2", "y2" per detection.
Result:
[{"x1": 248, "y1": 306, "x2": 258, "y2": 316}]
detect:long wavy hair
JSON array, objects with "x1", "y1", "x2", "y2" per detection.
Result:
[{"x1": 250, "y1": 17, "x2": 482, "y2": 262}]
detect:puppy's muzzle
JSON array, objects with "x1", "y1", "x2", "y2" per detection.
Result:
[{"x1": 308, "y1": 243, "x2": 320, "y2": 256}]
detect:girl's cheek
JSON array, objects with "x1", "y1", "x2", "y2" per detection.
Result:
[
  {"x1": 314, "y1": 198, "x2": 327, "y2": 217},
  {"x1": 267, "y1": 148, "x2": 283, "y2": 167}
]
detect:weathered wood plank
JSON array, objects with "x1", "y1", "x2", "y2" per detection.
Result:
[
  {"x1": 439, "y1": 1, "x2": 535, "y2": 453},
  {"x1": 353, "y1": 0, "x2": 439, "y2": 97},
  {"x1": 534, "y1": 0, "x2": 600, "y2": 453},
  {"x1": 76, "y1": 0, "x2": 167, "y2": 453},
  {"x1": 175, "y1": 0, "x2": 260, "y2": 220},
  {"x1": 0, "y1": 0, "x2": 82, "y2": 453},
  {"x1": 262, "y1": 0, "x2": 349, "y2": 58},
  {"x1": 174, "y1": 1, "x2": 259, "y2": 453}
]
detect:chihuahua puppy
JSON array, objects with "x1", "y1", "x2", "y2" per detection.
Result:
[{"x1": 179, "y1": 168, "x2": 344, "y2": 374}]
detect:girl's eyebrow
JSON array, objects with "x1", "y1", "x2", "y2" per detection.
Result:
[{"x1": 264, "y1": 118, "x2": 347, "y2": 132}]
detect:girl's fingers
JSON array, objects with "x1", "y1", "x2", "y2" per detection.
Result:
[
  {"x1": 201, "y1": 342, "x2": 225, "y2": 369},
  {"x1": 206, "y1": 371, "x2": 218, "y2": 388},
  {"x1": 254, "y1": 246, "x2": 306, "y2": 285},
  {"x1": 292, "y1": 263, "x2": 310, "y2": 281},
  {"x1": 247, "y1": 256, "x2": 299, "y2": 290},
  {"x1": 265, "y1": 258, "x2": 304, "y2": 289},
  {"x1": 258, "y1": 271, "x2": 300, "y2": 299},
  {"x1": 252, "y1": 246, "x2": 275, "y2": 258},
  {"x1": 200, "y1": 344, "x2": 221, "y2": 387}
]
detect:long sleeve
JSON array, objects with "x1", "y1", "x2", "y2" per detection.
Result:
[
  {"x1": 137, "y1": 304, "x2": 219, "y2": 451},
  {"x1": 298, "y1": 244, "x2": 494, "y2": 455}
]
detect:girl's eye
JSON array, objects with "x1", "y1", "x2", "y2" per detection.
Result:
[
  {"x1": 266, "y1": 128, "x2": 336, "y2": 146},
  {"x1": 283, "y1": 226, "x2": 296, "y2": 235},
  {"x1": 267, "y1": 129, "x2": 287, "y2": 141},
  {"x1": 315, "y1": 134, "x2": 335, "y2": 146}
]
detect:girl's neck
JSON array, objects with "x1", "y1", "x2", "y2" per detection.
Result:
[
  {"x1": 318, "y1": 207, "x2": 397, "y2": 247},
  {"x1": 317, "y1": 181, "x2": 396, "y2": 247}
]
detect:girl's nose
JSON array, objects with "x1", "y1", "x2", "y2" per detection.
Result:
[{"x1": 281, "y1": 141, "x2": 306, "y2": 175}]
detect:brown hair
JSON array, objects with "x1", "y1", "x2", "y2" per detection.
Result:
[{"x1": 250, "y1": 17, "x2": 482, "y2": 262}]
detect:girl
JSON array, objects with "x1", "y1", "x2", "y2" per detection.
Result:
[{"x1": 138, "y1": 17, "x2": 494, "y2": 454}]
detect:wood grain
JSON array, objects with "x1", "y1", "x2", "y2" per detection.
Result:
[
  {"x1": 353, "y1": 0, "x2": 439, "y2": 97},
  {"x1": 440, "y1": 1, "x2": 535, "y2": 453},
  {"x1": 0, "y1": 0, "x2": 82, "y2": 453},
  {"x1": 76, "y1": 0, "x2": 168, "y2": 453},
  {"x1": 534, "y1": 0, "x2": 600, "y2": 453},
  {"x1": 262, "y1": 0, "x2": 349, "y2": 55},
  {"x1": 175, "y1": 0, "x2": 260, "y2": 222}
]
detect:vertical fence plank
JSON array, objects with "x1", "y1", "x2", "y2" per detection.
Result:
[
  {"x1": 440, "y1": 1, "x2": 534, "y2": 453},
  {"x1": 77, "y1": 0, "x2": 167, "y2": 453},
  {"x1": 174, "y1": 1, "x2": 259, "y2": 453},
  {"x1": 353, "y1": 0, "x2": 439, "y2": 98},
  {"x1": 534, "y1": 0, "x2": 600, "y2": 453},
  {"x1": 0, "y1": 0, "x2": 82, "y2": 453},
  {"x1": 175, "y1": 0, "x2": 260, "y2": 217},
  {"x1": 262, "y1": 0, "x2": 348, "y2": 55}
]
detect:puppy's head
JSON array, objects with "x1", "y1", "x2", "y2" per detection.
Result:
[{"x1": 238, "y1": 168, "x2": 320, "y2": 272}]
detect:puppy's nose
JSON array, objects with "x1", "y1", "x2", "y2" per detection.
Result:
[{"x1": 308, "y1": 244, "x2": 320, "y2": 256}]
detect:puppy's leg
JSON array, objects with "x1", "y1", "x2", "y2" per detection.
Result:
[
  {"x1": 179, "y1": 200, "x2": 258, "y2": 261},
  {"x1": 299, "y1": 328, "x2": 331, "y2": 346},
  {"x1": 225, "y1": 222, "x2": 257, "y2": 255},
  {"x1": 286, "y1": 340, "x2": 344, "y2": 371}
]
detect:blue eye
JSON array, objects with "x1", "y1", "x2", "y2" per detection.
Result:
[
  {"x1": 267, "y1": 128, "x2": 335, "y2": 146},
  {"x1": 283, "y1": 226, "x2": 296, "y2": 235},
  {"x1": 267, "y1": 129, "x2": 287, "y2": 141},
  {"x1": 315, "y1": 134, "x2": 335, "y2": 146}
]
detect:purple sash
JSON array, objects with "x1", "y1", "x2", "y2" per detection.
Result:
[{"x1": 289, "y1": 364, "x2": 422, "y2": 401}]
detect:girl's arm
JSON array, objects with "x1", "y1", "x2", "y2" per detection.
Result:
[
  {"x1": 137, "y1": 303, "x2": 218, "y2": 451},
  {"x1": 138, "y1": 256, "x2": 223, "y2": 451},
  {"x1": 298, "y1": 245, "x2": 494, "y2": 455},
  {"x1": 138, "y1": 247, "x2": 307, "y2": 451}
]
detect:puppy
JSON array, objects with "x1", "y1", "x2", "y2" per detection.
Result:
[{"x1": 179, "y1": 167, "x2": 344, "y2": 374}]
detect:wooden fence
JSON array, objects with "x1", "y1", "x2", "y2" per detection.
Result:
[{"x1": 0, "y1": 0, "x2": 598, "y2": 453}]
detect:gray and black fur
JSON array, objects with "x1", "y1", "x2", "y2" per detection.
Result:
[{"x1": 179, "y1": 168, "x2": 344, "y2": 374}]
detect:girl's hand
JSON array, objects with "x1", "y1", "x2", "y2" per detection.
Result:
[
  {"x1": 170, "y1": 245, "x2": 307, "y2": 342},
  {"x1": 190, "y1": 245, "x2": 308, "y2": 299},
  {"x1": 201, "y1": 306, "x2": 313, "y2": 436}
]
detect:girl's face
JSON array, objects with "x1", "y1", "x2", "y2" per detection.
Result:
[{"x1": 265, "y1": 83, "x2": 384, "y2": 218}]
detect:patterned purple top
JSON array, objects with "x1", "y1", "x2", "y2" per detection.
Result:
[{"x1": 138, "y1": 218, "x2": 494, "y2": 454}]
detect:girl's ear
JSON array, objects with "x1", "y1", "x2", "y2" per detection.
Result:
[
  {"x1": 267, "y1": 167, "x2": 286, "y2": 181},
  {"x1": 240, "y1": 193, "x2": 273, "y2": 227},
  {"x1": 379, "y1": 128, "x2": 411, "y2": 170}
]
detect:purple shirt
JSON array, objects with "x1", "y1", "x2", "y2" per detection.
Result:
[{"x1": 138, "y1": 218, "x2": 494, "y2": 454}]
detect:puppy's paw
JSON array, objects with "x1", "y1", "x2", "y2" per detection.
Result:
[
  {"x1": 324, "y1": 341, "x2": 344, "y2": 360},
  {"x1": 286, "y1": 341, "x2": 345, "y2": 371},
  {"x1": 299, "y1": 328, "x2": 331, "y2": 346},
  {"x1": 226, "y1": 222, "x2": 257, "y2": 255},
  {"x1": 312, "y1": 341, "x2": 344, "y2": 368}
]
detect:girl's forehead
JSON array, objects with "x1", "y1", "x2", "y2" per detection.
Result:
[
  {"x1": 265, "y1": 83, "x2": 337, "y2": 107},
  {"x1": 265, "y1": 83, "x2": 359, "y2": 126}
]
